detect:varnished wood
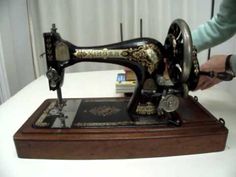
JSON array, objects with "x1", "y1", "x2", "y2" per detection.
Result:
[{"x1": 14, "y1": 96, "x2": 228, "y2": 159}]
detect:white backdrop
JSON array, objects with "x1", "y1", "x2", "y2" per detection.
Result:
[{"x1": 0, "y1": 0, "x2": 35, "y2": 101}]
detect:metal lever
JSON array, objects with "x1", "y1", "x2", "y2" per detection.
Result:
[
  {"x1": 140, "y1": 18, "x2": 143, "y2": 38},
  {"x1": 120, "y1": 23, "x2": 123, "y2": 42}
]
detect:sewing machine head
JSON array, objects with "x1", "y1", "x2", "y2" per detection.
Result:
[
  {"x1": 14, "y1": 19, "x2": 228, "y2": 159},
  {"x1": 43, "y1": 19, "x2": 199, "y2": 125}
]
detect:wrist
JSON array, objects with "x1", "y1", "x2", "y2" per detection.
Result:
[
  {"x1": 225, "y1": 55, "x2": 235, "y2": 78},
  {"x1": 229, "y1": 55, "x2": 236, "y2": 74}
]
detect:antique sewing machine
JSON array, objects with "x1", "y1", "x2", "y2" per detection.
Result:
[{"x1": 14, "y1": 19, "x2": 228, "y2": 159}]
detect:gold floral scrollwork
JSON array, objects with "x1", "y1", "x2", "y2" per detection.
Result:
[
  {"x1": 74, "y1": 43, "x2": 161, "y2": 74},
  {"x1": 120, "y1": 44, "x2": 161, "y2": 74},
  {"x1": 86, "y1": 106, "x2": 121, "y2": 117},
  {"x1": 136, "y1": 102, "x2": 157, "y2": 115},
  {"x1": 74, "y1": 50, "x2": 87, "y2": 58}
]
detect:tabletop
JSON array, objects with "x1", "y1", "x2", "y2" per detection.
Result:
[{"x1": 0, "y1": 70, "x2": 236, "y2": 177}]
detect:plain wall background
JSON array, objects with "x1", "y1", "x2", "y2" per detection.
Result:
[{"x1": 0, "y1": 0, "x2": 35, "y2": 102}]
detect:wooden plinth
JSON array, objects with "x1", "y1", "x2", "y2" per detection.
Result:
[{"x1": 14, "y1": 96, "x2": 228, "y2": 159}]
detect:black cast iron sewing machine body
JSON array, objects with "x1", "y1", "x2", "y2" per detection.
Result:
[
  {"x1": 14, "y1": 19, "x2": 228, "y2": 159},
  {"x1": 43, "y1": 19, "x2": 199, "y2": 125}
]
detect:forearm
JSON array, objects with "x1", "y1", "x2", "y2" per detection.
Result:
[
  {"x1": 192, "y1": 19, "x2": 235, "y2": 52},
  {"x1": 192, "y1": 0, "x2": 236, "y2": 52}
]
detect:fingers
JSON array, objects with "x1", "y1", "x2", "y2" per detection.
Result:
[
  {"x1": 202, "y1": 78, "x2": 221, "y2": 90},
  {"x1": 194, "y1": 55, "x2": 227, "y2": 91},
  {"x1": 195, "y1": 76, "x2": 211, "y2": 90},
  {"x1": 200, "y1": 79, "x2": 214, "y2": 90},
  {"x1": 195, "y1": 76, "x2": 222, "y2": 90}
]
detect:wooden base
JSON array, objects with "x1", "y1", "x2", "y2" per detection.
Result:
[{"x1": 14, "y1": 96, "x2": 228, "y2": 159}]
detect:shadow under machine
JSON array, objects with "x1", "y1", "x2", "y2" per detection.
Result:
[{"x1": 14, "y1": 19, "x2": 228, "y2": 159}]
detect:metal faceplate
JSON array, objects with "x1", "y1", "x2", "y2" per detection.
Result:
[{"x1": 34, "y1": 100, "x2": 81, "y2": 128}]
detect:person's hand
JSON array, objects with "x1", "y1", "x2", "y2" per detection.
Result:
[{"x1": 195, "y1": 55, "x2": 227, "y2": 90}]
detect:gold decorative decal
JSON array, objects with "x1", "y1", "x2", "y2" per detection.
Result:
[
  {"x1": 74, "y1": 48, "x2": 123, "y2": 59},
  {"x1": 73, "y1": 44, "x2": 161, "y2": 74},
  {"x1": 84, "y1": 106, "x2": 121, "y2": 117},
  {"x1": 136, "y1": 102, "x2": 157, "y2": 115}
]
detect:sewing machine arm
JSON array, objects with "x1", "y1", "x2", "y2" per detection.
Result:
[{"x1": 43, "y1": 19, "x2": 200, "y2": 119}]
